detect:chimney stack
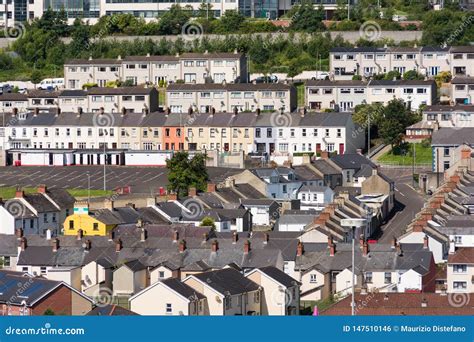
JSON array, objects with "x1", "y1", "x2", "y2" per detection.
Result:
[
  {"x1": 396, "y1": 243, "x2": 402, "y2": 256},
  {"x1": 104, "y1": 199, "x2": 114, "y2": 211},
  {"x1": 179, "y1": 240, "x2": 186, "y2": 253},
  {"x1": 297, "y1": 241, "x2": 304, "y2": 256},
  {"x1": 207, "y1": 183, "x2": 216, "y2": 193},
  {"x1": 359, "y1": 234, "x2": 365, "y2": 248},
  {"x1": 173, "y1": 230, "x2": 179, "y2": 242},
  {"x1": 108, "y1": 230, "x2": 115, "y2": 241},
  {"x1": 140, "y1": 228, "x2": 147, "y2": 242},
  {"x1": 188, "y1": 187, "x2": 197, "y2": 197},
  {"x1": 423, "y1": 235, "x2": 429, "y2": 249},
  {"x1": 391, "y1": 236, "x2": 397, "y2": 249},
  {"x1": 232, "y1": 231, "x2": 238, "y2": 244},
  {"x1": 52, "y1": 238, "x2": 59, "y2": 252},
  {"x1": 243, "y1": 240, "x2": 251, "y2": 254},
  {"x1": 77, "y1": 229, "x2": 83, "y2": 240},
  {"x1": 15, "y1": 189, "x2": 24, "y2": 198},
  {"x1": 84, "y1": 239, "x2": 92, "y2": 251},
  {"x1": 115, "y1": 239, "x2": 122, "y2": 252},
  {"x1": 211, "y1": 239, "x2": 219, "y2": 252},
  {"x1": 202, "y1": 232, "x2": 208, "y2": 242},
  {"x1": 362, "y1": 240, "x2": 369, "y2": 256},
  {"x1": 327, "y1": 235, "x2": 333, "y2": 248},
  {"x1": 263, "y1": 233, "x2": 269, "y2": 244},
  {"x1": 19, "y1": 237, "x2": 27, "y2": 251},
  {"x1": 329, "y1": 242, "x2": 336, "y2": 256},
  {"x1": 37, "y1": 184, "x2": 47, "y2": 194},
  {"x1": 15, "y1": 228, "x2": 23, "y2": 239}
]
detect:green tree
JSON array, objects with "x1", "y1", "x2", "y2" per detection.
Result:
[
  {"x1": 379, "y1": 99, "x2": 416, "y2": 148},
  {"x1": 43, "y1": 308, "x2": 55, "y2": 315},
  {"x1": 166, "y1": 152, "x2": 208, "y2": 197},
  {"x1": 157, "y1": 5, "x2": 192, "y2": 35},
  {"x1": 403, "y1": 70, "x2": 424, "y2": 80},
  {"x1": 30, "y1": 69, "x2": 43, "y2": 85},
  {"x1": 200, "y1": 216, "x2": 216, "y2": 230},
  {"x1": 334, "y1": 0, "x2": 348, "y2": 20},
  {"x1": 384, "y1": 70, "x2": 401, "y2": 80},
  {"x1": 290, "y1": 1, "x2": 325, "y2": 32},
  {"x1": 216, "y1": 10, "x2": 245, "y2": 33}
]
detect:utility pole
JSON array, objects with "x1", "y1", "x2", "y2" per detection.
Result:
[
  {"x1": 351, "y1": 225, "x2": 356, "y2": 316},
  {"x1": 367, "y1": 112, "x2": 371, "y2": 156},
  {"x1": 412, "y1": 143, "x2": 416, "y2": 187},
  {"x1": 347, "y1": 0, "x2": 350, "y2": 20}
]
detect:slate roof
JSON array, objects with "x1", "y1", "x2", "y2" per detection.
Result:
[
  {"x1": 190, "y1": 268, "x2": 260, "y2": 295},
  {"x1": 0, "y1": 271, "x2": 91, "y2": 307},
  {"x1": 451, "y1": 77, "x2": 474, "y2": 85},
  {"x1": 321, "y1": 293, "x2": 474, "y2": 316},
  {"x1": 330, "y1": 153, "x2": 376, "y2": 171},
  {"x1": 0, "y1": 93, "x2": 28, "y2": 101},
  {"x1": 295, "y1": 242, "x2": 432, "y2": 275},
  {"x1": 168, "y1": 83, "x2": 292, "y2": 91},
  {"x1": 23, "y1": 194, "x2": 59, "y2": 213},
  {"x1": 161, "y1": 278, "x2": 206, "y2": 300},
  {"x1": 422, "y1": 104, "x2": 474, "y2": 112},
  {"x1": 431, "y1": 128, "x2": 474, "y2": 145},
  {"x1": 306, "y1": 80, "x2": 367, "y2": 87},
  {"x1": 258, "y1": 266, "x2": 300, "y2": 287},
  {"x1": 87, "y1": 304, "x2": 139, "y2": 315},
  {"x1": 368, "y1": 80, "x2": 435, "y2": 87}
]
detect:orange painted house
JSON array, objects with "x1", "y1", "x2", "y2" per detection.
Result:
[{"x1": 162, "y1": 113, "x2": 187, "y2": 151}]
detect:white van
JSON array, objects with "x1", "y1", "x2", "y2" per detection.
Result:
[{"x1": 38, "y1": 78, "x2": 65, "y2": 90}]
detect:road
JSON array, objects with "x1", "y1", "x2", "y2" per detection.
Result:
[{"x1": 376, "y1": 167, "x2": 426, "y2": 242}]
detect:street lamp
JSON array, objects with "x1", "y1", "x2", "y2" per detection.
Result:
[
  {"x1": 86, "y1": 172, "x2": 91, "y2": 202},
  {"x1": 340, "y1": 218, "x2": 367, "y2": 316}
]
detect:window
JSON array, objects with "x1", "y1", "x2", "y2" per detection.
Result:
[
  {"x1": 2, "y1": 256, "x2": 10, "y2": 267},
  {"x1": 453, "y1": 265, "x2": 467, "y2": 273},
  {"x1": 255, "y1": 128, "x2": 261, "y2": 138},
  {"x1": 93, "y1": 223, "x2": 99, "y2": 231},
  {"x1": 384, "y1": 272, "x2": 392, "y2": 284},
  {"x1": 453, "y1": 281, "x2": 467, "y2": 290},
  {"x1": 266, "y1": 128, "x2": 272, "y2": 138},
  {"x1": 443, "y1": 161, "x2": 450, "y2": 171},
  {"x1": 290, "y1": 129, "x2": 295, "y2": 138},
  {"x1": 454, "y1": 236, "x2": 462, "y2": 244},
  {"x1": 444, "y1": 148, "x2": 450, "y2": 157},
  {"x1": 158, "y1": 271, "x2": 165, "y2": 279},
  {"x1": 166, "y1": 303, "x2": 172, "y2": 314},
  {"x1": 365, "y1": 272, "x2": 373, "y2": 283},
  {"x1": 40, "y1": 267, "x2": 47, "y2": 275},
  {"x1": 325, "y1": 129, "x2": 330, "y2": 137},
  {"x1": 337, "y1": 129, "x2": 341, "y2": 138},
  {"x1": 327, "y1": 143, "x2": 335, "y2": 152}
]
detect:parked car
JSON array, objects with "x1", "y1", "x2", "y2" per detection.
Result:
[
  {"x1": 255, "y1": 75, "x2": 278, "y2": 84},
  {"x1": 0, "y1": 83, "x2": 13, "y2": 94},
  {"x1": 312, "y1": 72, "x2": 330, "y2": 80}
]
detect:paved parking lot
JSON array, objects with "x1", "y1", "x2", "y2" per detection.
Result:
[{"x1": 0, "y1": 166, "x2": 241, "y2": 194}]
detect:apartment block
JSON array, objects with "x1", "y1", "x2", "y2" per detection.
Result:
[
  {"x1": 305, "y1": 79, "x2": 436, "y2": 111},
  {"x1": 330, "y1": 46, "x2": 472, "y2": 79},
  {"x1": 166, "y1": 83, "x2": 296, "y2": 113},
  {"x1": 64, "y1": 51, "x2": 247, "y2": 89}
]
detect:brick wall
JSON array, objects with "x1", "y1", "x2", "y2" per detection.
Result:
[{"x1": 31, "y1": 285, "x2": 72, "y2": 315}]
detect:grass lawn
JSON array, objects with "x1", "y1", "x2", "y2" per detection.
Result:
[
  {"x1": 0, "y1": 187, "x2": 113, "y2": 199},
  {"x1": 378, "y1": 143, "x2": 432, "y2": 165},
  {"x1": 296, "y1": 83, "x2": 305, "y2": 107}
]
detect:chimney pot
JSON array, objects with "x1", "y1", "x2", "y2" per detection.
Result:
[
  {"x1": 52, "y1": 238, "x2": 59, "y2": 252},
  {"x1": 297, "y1": 241, "x2": 304, "y2": 256},
  {"x1": 77, "y1": 229, "x2": 83, "y2": 240},
  {"x1": 202, "y1": 232, "x2": 208, "y2": 242},
  {"x1": 108, "y1": 230, "x2": 115, "y2": 241},
  {"x1": 140, "y1": 228, "x2": 148, "y2": 242},
  {"x1": 207, "y1": 183, "x2": 216, "y2": 193},
  {"x1": 423, "y1": 234, "x2": 429, "y2": 249},
  {"x1": 243, "y1": 240, "x2": 251, "y2": 254},
  {"x1": 173, "y1": 230, "x2": 179, "y2": 242},
  {"x1": 263, "y1": 233, "x2": 269, "y2": 244},
  {"x1": 189, "y1": 187, "x2": 197, "y2": 197},
  {"x1": 115, "y1": 239, "x2": 122, "y2": 252},
  {"x1": 391, "y1": 236, "x2": 397, "y2": 249},
  {"x1": 179, "y1": 239, "x2": 187, "y2": 253},
  {"x1": 211, "y1": 239, "x2": 219, "y2": 252},
  {"x1": 37, "y1": 184, "x2": 47, "y2": 194},
  {"x1": 362, "y1": 240, "x2": 369, "y2": 256},
  {"x1": 232, "y1": 232, "x2": 238, "y2": 244},
  {"x1": 329, "y1": 243, "x2": 336, "y2": 256},
  {"x1": 15, "y1": 189, "x2": 24, "y2": 198},
  {"x1": 15, "y1": 228, "x2": 23, "y2": 239},
  {"x1": 19, "y1": 237, "x2": 27, "y2": 251},
  {"x1": 84, "y1": 239, "x2": 92, "y2": 251}
]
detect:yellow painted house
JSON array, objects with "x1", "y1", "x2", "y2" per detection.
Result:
[{"x1": 64, "y1": 201, "x2": 117, "y2": 236}]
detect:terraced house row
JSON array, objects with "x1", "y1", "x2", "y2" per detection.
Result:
[
  {"x1": 0, "y1": 109, "x2": 363, "y2": 166},
  {"x1": 63, "y1": 51, "x2": 248, "y2": 88},
  {"x1": 330, "y1": 45, "x2": 474, "y2": 79}
]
